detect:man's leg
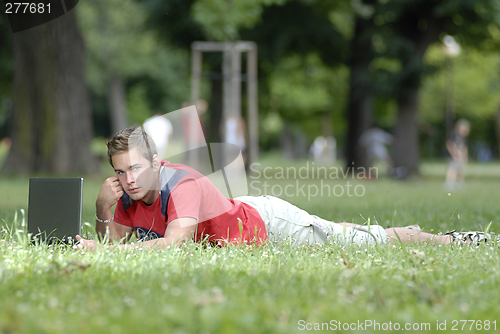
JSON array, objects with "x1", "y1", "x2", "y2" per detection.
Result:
[
  {"x1": 339, "y1": 223, "x2": 452, "y2": 245},
  {"x1": 385, "y1": 227, "x2": 452, "y2": 244},
  {"x1": 242, "y1": 196, "x2": 391, "y2": 246},
  {"x1": 236, "y1": 195, "x2": 323, "y2": 245},
  {"x1": 239, "y1": 196, "x2": 452, "y2": 246}
]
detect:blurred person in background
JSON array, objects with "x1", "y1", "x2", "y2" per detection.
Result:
[
  {"x1": 309, "y1": 136, "x2": 336, "y2": 165},
  {"x1": 358, "y1": 126, "x2": 393, "y2": 178},
  {"x1": 445, "y1": 119, "x2": 470, "y2": 190},
  {"x1": 143, "y1": 111, "x2": 173, "y2": 160},
  {"x1": 222, "y1": 114, "x2": 248, "y2": 165}
]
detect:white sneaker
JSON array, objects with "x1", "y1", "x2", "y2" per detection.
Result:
[{"x1": 445, "y1": 230, "x2": 489, "y2": 246}]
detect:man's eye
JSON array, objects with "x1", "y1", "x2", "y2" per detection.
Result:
[
  {"x1": 117, "y1": 171, "x2": 124, "y2": 175},
  {"x1": 133, "y1": 167, "x2": 140, "y2": 171}
]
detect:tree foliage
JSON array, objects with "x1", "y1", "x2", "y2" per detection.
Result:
[
  {"x1": 78, "y1": 0, "x2": 190, "y2": 134},
  {"x1": 421, "y1": 46, "x2": 500, "y2": 123},
  {"x1": 135, "y1": 0, "x2": 350, "y2": 145},
  {"x1": 2, "y1": 0, "x2": 500, "y2": 175},
  {"x1": 346, "y1": 0, "x2": 500, "y2": 174},
  {"x1": 192, "y1": 0, "x2": 286, "y2": 41},
  {"x1": 268, "y1": 53, "x2": 349, "y2": 137},
  {"x1": 241, "y1": 0, "x2": 349, "y2": 68}
]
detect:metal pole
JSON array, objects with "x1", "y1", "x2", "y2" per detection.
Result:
[
  {"x1": 247, "y1": 44, "x2": 259, "y2": 170},
  {"x1": 445, "y1": 57, "x2": 455, "y2": 139},
  {"x1": 190, "y1": 47, "x2": 202, "y2": 168},
  {"x1": 231, "y1": 46, "x2": 242, "y2": 120},
  {"x1": 222, "y1": 44, "x2": 232, "y2": 122},
  {"x1": 190, "y1": 48, "x2": 201, "y2": 105}
]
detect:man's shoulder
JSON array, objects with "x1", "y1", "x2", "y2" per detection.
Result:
[
  {"x1": 160, "y1": 162, "x2": 196, "y2": 186},
  {"x1": 161, "y1": 161, "x2": 208, "y2": 182},
  {"x1": 162, "y1": 160, "x2": 195, "y2": 173}
]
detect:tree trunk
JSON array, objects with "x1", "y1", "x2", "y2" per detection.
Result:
[
  {"x1": 391, "y1": 17, "x2": 440, "y2": 178},
  {"x1": 392, "y1": 88, "x2": 420, "y2": 176},
  {"x1": 344, "y1": 4, "x2": 376, "y2": 172},
  {"x1": 495, "y1": 107, "x2": 500, "y2": 156},
  {"x1": 2, "y1": 10, "x2": 98, "y2": 175},
  {"x1": 107, "y1": 72, "x2": 128, "y2": 134},
  {"x1": 207, "y1": 65, "x2": 223, "y2": 169},
  {"x1": 209, "y1": 65, "x2": 223, "y2": 144}
]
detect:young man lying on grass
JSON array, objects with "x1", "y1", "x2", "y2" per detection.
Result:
[{"x1": 76, "y1": 127, "x2": 488, "y2": 250}]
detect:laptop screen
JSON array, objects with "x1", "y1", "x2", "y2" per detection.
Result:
[{"x1": 28, "y1": 178, "x2": 83, "y2": 243}]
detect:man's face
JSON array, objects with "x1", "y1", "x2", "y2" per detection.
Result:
[{"x1": 112, "y1": 148, "x2": 157, "y2": 202}]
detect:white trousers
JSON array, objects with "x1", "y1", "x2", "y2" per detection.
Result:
[{"x1": 236, "y1": 195, "x2": 389, "y2": 246}]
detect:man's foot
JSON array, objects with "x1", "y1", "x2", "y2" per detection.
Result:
[{"x1": 445, "y1": 230, "x2": 489, "y2": 246}]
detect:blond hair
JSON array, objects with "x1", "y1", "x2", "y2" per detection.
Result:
[{"x1": 107, "y1": 127, "x2": 158, "y2": 167}]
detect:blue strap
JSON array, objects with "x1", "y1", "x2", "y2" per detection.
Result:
[
  {"x1": 121, "y1": 192, "x2": 134, "y2": 211},
  {"x1": 160, "y1": 169, "x2": 189, "y2": 217}
]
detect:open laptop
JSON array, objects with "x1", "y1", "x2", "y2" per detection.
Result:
[{"x1": 28, "y1": 178, "x2": 83, "y2": 244}]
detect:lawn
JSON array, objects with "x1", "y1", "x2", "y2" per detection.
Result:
[{"x1": 1, "y1": 154, "x2": 500, "y2": 333}]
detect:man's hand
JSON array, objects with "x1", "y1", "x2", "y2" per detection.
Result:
[
  {"x1": 94, "y1": 176, "x2": 133, "y2": 243},
  {"x1": 76, "y1": 235, "x2": 97, "y2": 251},
  {"x1": 96, "y1": 175, "x2": 124, "y2": 215}
]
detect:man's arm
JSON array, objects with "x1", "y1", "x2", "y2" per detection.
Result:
[
  {"x1": 77, "y1": 217, "x2": 197, "y2": 251},
  {"x1": 119, "y1": 217, "x2": 197, "y2": 250},
  {"x1": 95, "y1": 175, "x2": 133, "y2": 242},
  {"x1": 95, "y1": 218, "x2": 133, "y2": 243}
]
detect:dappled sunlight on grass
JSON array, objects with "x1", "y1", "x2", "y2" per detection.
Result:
[
  {"x1": 1, "y1": 154, "x2": 500, "y2": 332},
  {"x1": 0, "y1": 226, "x2": 499, "y2": 333}
]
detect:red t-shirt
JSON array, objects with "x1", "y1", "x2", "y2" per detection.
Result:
[{"x1": 113, "y1": 161, "x2": 267, "y2": 246}]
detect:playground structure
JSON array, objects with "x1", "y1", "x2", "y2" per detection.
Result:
[{"x1": 190, "y1": 41, "x2": 259, "y2": 169}]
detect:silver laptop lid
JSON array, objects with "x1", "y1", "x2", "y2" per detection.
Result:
[{"x1": 28, "y1": 178, "x2": 83, "y2": 243}]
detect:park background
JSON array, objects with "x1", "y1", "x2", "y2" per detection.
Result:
[
  {"x1": 1, "y1": 1, "x2": 500, "y2": 333},
  {"x1": 1, "y1": 0, "x2": 500, "y2": 175}
]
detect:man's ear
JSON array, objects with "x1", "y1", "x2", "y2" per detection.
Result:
[{"x1": 152, "y1": 154, "x2": 161, "y2": 171}]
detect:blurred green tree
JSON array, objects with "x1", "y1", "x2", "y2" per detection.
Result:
[
  {"x1": 137, "y1": 0, "x2": 348, "y2": 146},
  {"x1": 0, "y1": 11, "x2": 14, "y2": 139},
  {"x1": 136, "y1": 0, "x2": 221, "y2": 143},
  {"x1": 135, "y1": 0, "x2": 500, "y2": 170},
  {"x1": 78, "y1": 0, "x2": 190, "y2": 135},
  {"x1": 421, "y1": 46, "x2": 500, "y2": 123},
  {"x1": 192, "y1": 0, "x2": 286, "y2": 42},
  {"x1": 1, "y1": 10, "x2": 98, "y2": 175},
  {"x1": 344, "y1": 0, "x2": 377, "y2": 171},
  {"x1": 240, "y1": 0, "x2": 349, "y2": 143},
  {"x1": 364, "y1": 0, "x2": 500, "y2": 175},
  {"x1": 420, "y1": 45, "x2": 500, "y2": 156},
  {"x1": 267, "y1": 53, "x2": 349, "y2": 139}
]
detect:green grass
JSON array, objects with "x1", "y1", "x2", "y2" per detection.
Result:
[{"x1": 1, "y1": 155, "x2": 500, "y2": 333}]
